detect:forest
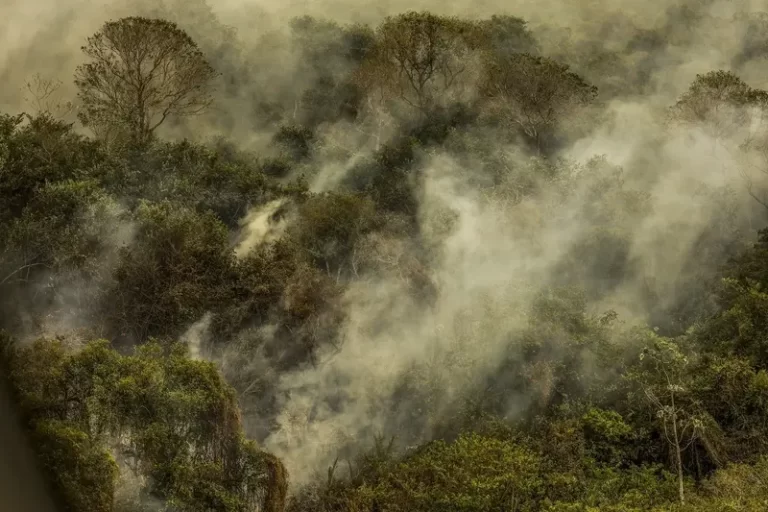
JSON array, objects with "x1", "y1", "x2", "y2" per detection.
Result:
[{"x1": 4, "y1": 0, "x2": 768, "y2": 510}]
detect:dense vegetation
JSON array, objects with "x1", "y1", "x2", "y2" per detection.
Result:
[{"x1": 4, "y1": 1, "x2": 768, "y2": 510}]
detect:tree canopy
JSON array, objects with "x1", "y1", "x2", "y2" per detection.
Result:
[{"x1": 75, "y1": 17, "x2": 218, "y2": 146}]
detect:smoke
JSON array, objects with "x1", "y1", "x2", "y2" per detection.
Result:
[
  {"x1": 234, "y1": 199, "x2": 288, "y2": 258},
  {"x1": 6, "y1": 0, "x2": 768, "y2": 494},
  {"x1": 112, "y1": 449, "x2": 166, "y2": 512},
  {"x1": 252, "y1": 2, "x2": 768, "y2": 484},
  {"x1": 0, "y1": 0, "x2": 763, "y2": 138},
  {"x1": 305, "y1": 112, "x2": 400, "y2": 192},
  {"x1": 180, "y1": 312, "x2": 213, "y2": 360},
  {"x1": 262, "y1": 112, "x2": 765, "y2": 485},
  {"x1": 6, "y1": 195, "x2": 137, "y2": 344}
]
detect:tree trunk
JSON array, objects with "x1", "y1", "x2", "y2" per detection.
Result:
[{"x1": 671, "y1": 394, "x2": 685, "y2": 505}]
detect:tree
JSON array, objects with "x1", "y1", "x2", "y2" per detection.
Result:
[
  {"x1": 0, "y1": 180, "x2": 124, "y2": 336},
  {"x1": 480, "y1": 53, "x2": 597, "y2": 154},
  {"x1": 356, "y1": 12, "x2": 478, "y2": 115},
  {"x1": 670, "y1": 70, "x2": 768, "y2": 142},
  {"x1": 289, "y1": 433, "x2": 544, "y2": 511},
  {"x1": 631, "y1": 336, "x2": 714, "y2": 505},
  {"x1": 104, "y1": 201, "x2": 234, "y2": 343},
  {"x1": 32, "y1": 420, "x2": 119, "y2": 512},
  {"x1": 0, "y1": 113, "x2": 106, "y2": 221},
  {"x1": 4, "y1": 336, "x2": 288, "y2": 512},
  {"x1": 294, "y1": 18, "x2": 373, "y2": 127},
  {"x1": 473, "y1": 14, "x2": 538, "y2": 59},
  {"x1": 288, "y1": 191, "x2": 380, "y2": 277},
  {"x1": 22, "y1": 74, "x2": 76, "y2": 120},
  {"x1": 695, "y1": 228, "x2": 768, "y2": 369},
  {"x1": 669, "y1": 71, "x2": 768, "y2": 211},
  {"x1": 4, "y1": 180, "x2": 121, "y2": 276},
  {"x1": 75, "y1": 17, "x2": 218, "y2": 146}
]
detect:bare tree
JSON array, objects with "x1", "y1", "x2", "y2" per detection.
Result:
[
  {"x1": 74, "y1": 16, "x2": 218, "y2": 146},
  {"x1": 22, "y1": 74, "x2": 75, "y2": 120}
]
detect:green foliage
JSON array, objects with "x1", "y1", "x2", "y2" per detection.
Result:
[
  {"x1": 691, "y1": 355, "x2": 768, "y2": 461},
  {"x1": 4, "y1": 337, "x2": 287, "y2": 512},
  {"x1": 105, "y1": 139, "x2": 284, "y2": 227},
  {"x1": 697, "y1": 228, "x2": 768, "y2": 367},
  {"x1": 213, "y1": 239, "x2": 300, "y2": 338},
  {"x1": 0, "y1": 176, "x2": 125, "y2": 334},
  {"x1": 290, "y1": 429, "x2": 689, "y2": 512},
  {"x1": 33, "y1": 420, "x2": 119, "y2": 512},
  {"x1": 582, "y1": 409, "x2": 633, "y2": 464},
  {"x1": 692, "y1": 458, "x2": 768, "y2": 510},
  {"x1": 0, "y1": 113, "x2": 107, "y2": 220},
  {"x1": 542, "y1": 464, "x2": 680, "y2": 512},
  {"x1": 4, "y1": 180, "x2": 122, "y2": 275},
  {"x1": 289, "y1": 191, "x2": 381, "y2": 275},
  {"x1": 291, "y1": 433, "x2": 544, "y2": 512},
  {"x1": 105, "y1": 201, "x2": 234, "y2": 342},
  {"x1": 386, "y1": 433, "x2": 543, "y2": 511},
  {"x1": 272, "y1": 124, "x2": 316, "y2": 162}
]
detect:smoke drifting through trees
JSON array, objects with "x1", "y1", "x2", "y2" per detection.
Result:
[{"x1": 5, "y1": 0, "x2": 768, "y2": 510}]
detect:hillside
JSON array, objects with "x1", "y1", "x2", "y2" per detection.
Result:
[{"x1": 3, "y1": 1, "x2": 768, "y2": 510}]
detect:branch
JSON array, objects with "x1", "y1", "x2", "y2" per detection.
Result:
[{"x1": 1, "y1": 263, "x2": 50, "y2": 285}]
